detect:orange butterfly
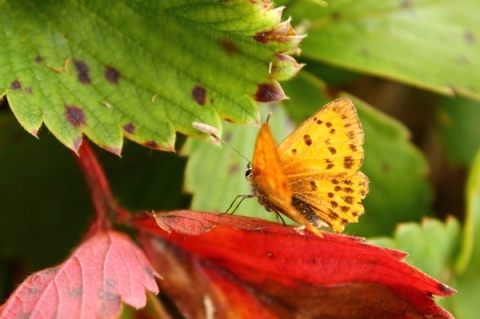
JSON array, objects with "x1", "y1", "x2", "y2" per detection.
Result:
[{"x1": 244, "y1": 98, "x2": 369, "y2": 236}]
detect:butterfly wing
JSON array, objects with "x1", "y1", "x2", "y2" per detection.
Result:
[
  {"x1": 277, "y1": 98, "x2": 369, "y2": 232},
  {"x1": 251, "y1": 121, "x2": 323, "y2": 236}
]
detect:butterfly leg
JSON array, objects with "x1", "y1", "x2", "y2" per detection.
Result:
[
  {"x1": 274, "y1": 211, "x2": 287, "y2": 226},
  {"x1": 224, "y1": 194, "x2": 254, "y2": 214}
]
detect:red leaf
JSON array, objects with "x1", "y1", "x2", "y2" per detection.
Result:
[
  {"x1": 0, "y1": 231, "x2": 159, "y2": 319},
  {"x1": 133, "y1": 211, "x2": 455, "y2": 319}
]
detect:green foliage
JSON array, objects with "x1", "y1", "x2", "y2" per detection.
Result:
[
  {"x1": 436, "y1": 97, "x2": 480, "y2": 166},
  {"x1": 282, "y1": 0, "x2": 480, "y2": 99}
]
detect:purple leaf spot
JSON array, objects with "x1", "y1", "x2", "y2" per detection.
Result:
[
  {"x1": 10, "y1": 80, "x2": 21, "y2": 90},
  {"x1": 105, "y1": 66, "x2": 120, "y2": 84},
  {"x1": 74, "y1": 60, "x2": 91, "y2": 84},
  {"x1": 192, "y1": 85, "x2": 207, "y2": 106},
  {"x1": 123, "y1": 123, "x2": 135, "y2": 134},
  {"x1": 255, "y1": 83, "x2": 285, "y2": 102},
  {"x1": 65, "y1": 105, "x2": 86, "y2": 128}
]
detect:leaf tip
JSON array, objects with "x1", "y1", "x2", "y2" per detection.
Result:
[{"x1": 254, "y1": 82, "x2": 286, "y2": 102}]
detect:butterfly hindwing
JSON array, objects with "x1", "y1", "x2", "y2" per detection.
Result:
[{"x1": 289, "y1": 172, "x2": 369, "y2": 232}]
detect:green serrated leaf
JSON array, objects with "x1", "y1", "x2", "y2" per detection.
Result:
[
  {"x1": 282, "y1": 72, "x2": 433, "y2": 236},
  {"x1": 435, "y1": 96, "x2": 480, "y2": 166},
  {"x1": 285, "y1": 0, "x2": 480, "y2": 100},
  {"x1": 369, "y1": 217, "x2": 460, "y2": 280},
  {"x1": 0, "y1": 0, "x2": 301, "y2": 153}
]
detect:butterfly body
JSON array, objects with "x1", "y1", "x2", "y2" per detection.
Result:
[{"x1": 249, "y1": 98, "x2": 369, "y2": 236}]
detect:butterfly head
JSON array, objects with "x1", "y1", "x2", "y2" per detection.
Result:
[{"x1": 245, "y1": 162, "x2": 253, "y2": 181}]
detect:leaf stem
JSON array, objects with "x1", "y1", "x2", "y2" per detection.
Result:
[{"x1": 75, "y1": 141, "x2": 115, "y2": 230}]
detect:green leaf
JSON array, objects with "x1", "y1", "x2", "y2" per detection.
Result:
[
  {"x1": 455, "y1": 148, "x2": 480, "y2": 274},
  {"x1": 0, "y1": 0, "x2": 302, "y2": 153},
  {"x1": 285, "y1": 0, "x2": 480, "y2": 99},
  {"x1": 282, "y1": 72, "x2": 433, "y2": 236},
  {"x1": 368, "y1": 217, "x2": 460, "y2": 281},
  {"x1": 447, "y1": 149, "x2": 480, "y2": 317},
  {"x1": 435, "y1": 97, "x2": 480, "y2": 166},
  {"x1": 451, "y1": 268, "x2": 480, "y2": 319}
]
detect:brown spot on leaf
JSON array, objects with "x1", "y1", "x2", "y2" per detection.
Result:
[
  {"x1": 253, "y1": 26, "x2": 295, "y2": 44},
  {"x1": 332, "y1": 179, "x2": 339, "y2": 184},
  {"x1": 352, "y1": 211, "x2": 359, "y2": 217},
  {"x1": 350, "y1": 144, "x2": 357, "y2": 152},
  {"x1": 123, "y1": 123, "x2": 135, "y2": 134},
  {"x1": 328, "y1": 193, "x2": 334, "y2": 198},
  {"x1": 303, "y1": 134, "x2": 312, "y2": 146},
  {"x1": 192, "y1": 85, "x2": 207, "y2": 105},
  {"x1": 25, "y1": 87, "x2": 33, "y2": 94},
  {"x1": 464, "y1": 31, "x2": 476, "y2": 43},
  {"x1": 343, "y1": 196, "x2": 354, "y2": 204},
  {"x1": 65, "y1": 105, "x2": 86, "y2": 128},
  {"x1": 330, "y1": 128, "x2": 335, "y2": 134},
  {"x1": 344, "y1": 123, "x2": 351, "y2": 128},
  {"x1": 344, "y1": 187, "x2": 354, "y2": 194},
  {"x1": 326, "y1": 122, "x2": 332, "y2": 128},
  {"x1": 341, "y1": 206, "x2": 350, "y2": 213},
  {"x1": 74, "y1": 60, "x2": 91, "y2": 84},
  {"x1": 219, "y1": 38, "x2": 239, "y2": 55},
  {"x1": 334, "y1": 186, "x2": 342, "y2": 192},
  {"x1": 328, "y1": 147, "x2": 336, "y2": 155},
  {"x1": 144, "y1": 141, "x2": 159, "y2": 149},
  {"x1": 331, "y1": 11, "x2": 341, "y2": 20},
  {"x1": 316, "y1": 119, "x2": 323, "y2": 125},
  {"x1": 341, "y1": 218, "x2": 349, "y2": 225},
  {"x1": 310, "y1": 180, "x2": 317, "y2": 191},
  {"x1": 229, "y1": 164, "x2": 240, "y2": 174},
  {"x1": 359, "y1": 189, "x2": 367, "y2": 196},
  {"x1": 326, "y1": 163, "x2": 334, "y2": 169},
  {"x1": 331, "y1": 201, "x2": 338, "y2": 208},
  {"x1": 347, "y1": 131, "x2": 355, "y2": 139},
  {"x1": 34, "y1": 56, "x2": 43, "y2": 63},
  {"x1": 255, "y1": 83, "x2": 285, "y2": 102},
  {"x1": 105, "y1": 66, "x2": 120, "y2": 84},
  {"x1": 291, "y1": 148, "x2": 297, "y2": 155},
  {"x1": 343, "y1": 180, "x2": 352, "y2": 185},
  {"x1": 401, "y1": 0, "x2": 411, "y2": 8},
  {"x1": 10, "y1": 80, "x2": 21, "y2": 90}
]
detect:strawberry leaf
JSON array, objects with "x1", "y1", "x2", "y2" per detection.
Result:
[
  {"x1": 0, "y1": 1, "x2": 301, "y2": 153},
  {"x1": 0, "y1": 231, "x2": 159, "y2": 319},
  {"x1": 133, "y1": 211, "x2": 455, "y2": 318}
]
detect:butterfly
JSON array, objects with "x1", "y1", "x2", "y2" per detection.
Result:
[{"x1": 245, "y1": 98, "x2": 369, "y2": 236}]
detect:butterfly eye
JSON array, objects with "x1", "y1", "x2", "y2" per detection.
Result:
[{"x1": 245, "y1": 163, "x2": 253, "y2": 180}]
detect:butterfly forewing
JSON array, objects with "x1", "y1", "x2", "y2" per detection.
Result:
[
  {"x1": 251, "y1": 122, "x2": 323, "y2": 236},
  {"x1": 277, "y1": 98, "x2": 369, "y2": 232}
]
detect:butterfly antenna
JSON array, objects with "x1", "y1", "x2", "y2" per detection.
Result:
[
  {"x1": 210, "y1": 132, "x2": 250, "y2": 163},
  {"x1": 192, "y1": 121, "x2": 250, "y2": 163}
]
